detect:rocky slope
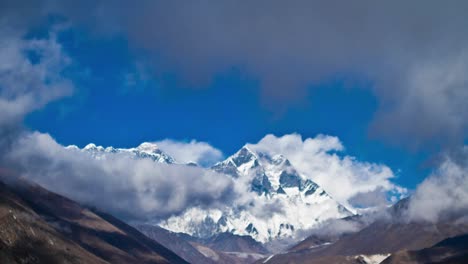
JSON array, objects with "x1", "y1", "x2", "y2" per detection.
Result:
[
  {"x1": 0, "y1": 176, "x2": 187, "y2": 264},
  {"x1": 135, "y1": 224, "x2": 217, "y2": 264},
  {"x1": 67, "y1": 142, "x2": 175, "y2": 164},
  {"x1": 136, "y1": 224, "x2": 268, "y2": 264},
  {"x1": 258, "y1": 198, "x2": 468, "y2": 263},
  {"x1": 382, "y1": 234, "x2": 468, "y2": 264}
]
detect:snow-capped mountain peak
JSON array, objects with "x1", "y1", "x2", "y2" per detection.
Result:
[
  {"x1": 160, "y1": 146, "x2": 353, "y2": 243},
  {"x1": 65, "y1": 144, "x2": 80, "y2": 151},
  {"x1": 71, "y1": 142, "x2": 175, "y2": 164},
  {"x1": 84, "y1": 143, "x2": 104, "y2": 151},
  {"x1": 212, "y1": 146, "x2": 320, "y2": 197},
  {"x1": 231, "y1": 146, "x2": 257, "y2": 166},
  {"x1": 67, "y1": 141, "x2": 353, "y2": 244}
]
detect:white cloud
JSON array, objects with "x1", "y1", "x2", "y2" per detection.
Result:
[
  {"x1": 0, "y1": 16, "x2": 232, "y2": 224},
  {"x1": 247, "y1": 133, "x2": 406, "y2": 209},
  {"x1": 155, "y1": 139, "x2": 223, "y2": 167},
  {"x1": 407, "y1": 147, "x2": 468, "y2": 222},
  {"x1": 0, "y1": 23, "x2": 73, "y2": 128},
  {"x1": 6, "y1": 132, "x2": 235, "y2": 220},
  {"x1": 370, "y1": 50, "x2": 468, "y2": 148}
]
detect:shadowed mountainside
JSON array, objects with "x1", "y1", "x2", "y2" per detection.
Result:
[
  {"x1": 382, "y1": 234, "x2": 468, "y2": 264},
  {"x1": 135, "y1": 224, "x2": 217, "y2": 264},
  {"x1": 137, "y1": 224, "x2": 268, "y2": 264},
  {"x1": 0, "y1": 177, "x2": 187, "y2": 264}
]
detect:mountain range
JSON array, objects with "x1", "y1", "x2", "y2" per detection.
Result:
[
  {"x1": 66, "y1": 143, "x2": 175, "y2": 164},
  {"x1": 70, "y1": 142, "x2": 352, "y2": 244},
  {"x1": 0, "y1": 140, "x2": 467, "y2": 263},
  {"x1": 2, "y1": 172, "x2": 467, "y2": 264}
]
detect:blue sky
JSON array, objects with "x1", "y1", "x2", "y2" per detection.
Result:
[
  {"x1": 24, "y1": 26, "x2": 430, "y2": 190},
  {"x1": 2, "y1": 1, "x2": 468, "y2": 223}
]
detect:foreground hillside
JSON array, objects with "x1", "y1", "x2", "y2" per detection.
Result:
[{"x1": 0, "y1": 178, "x2": 187, "y2": 264}]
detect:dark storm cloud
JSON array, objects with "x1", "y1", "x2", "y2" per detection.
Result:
[{"x1": 47, "y1": 0, "x2": 468, "y2": 149}]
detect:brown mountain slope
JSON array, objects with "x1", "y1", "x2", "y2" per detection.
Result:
[
  {"x1": 137, "y1": 224, "x2": 269, "y2": 264},
  {"x1": 316, "y1": 221, "x2": 468, "y2": 256},
  {"x1": 259, "y1": 197, "x2": 468, "y2": 264},
  {"x1": 195, "y1": 232, "x2": 269, "y2": 254},
  {"x1": 259, "y1": 220, "x2": 468, "y2": 264},
  {"x1": 136, "y1": 224, "x2": 218, "y2": 264},
  {"x1": 382, "y1": 234, "x2": 468, "y2": 264},
  {"x1": 0, "y1": 178, "x2": 188, "y2": 264},
  {"x1": 289, "y1": 214, "x2": 368, "y2": 252},
  {"x1": 0, "y1": 181, "x2": 107, "y2": 264}
]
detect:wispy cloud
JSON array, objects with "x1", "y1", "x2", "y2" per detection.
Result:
[{"x1": 0, "y1": 23, "x2": 72, "y2": 129}]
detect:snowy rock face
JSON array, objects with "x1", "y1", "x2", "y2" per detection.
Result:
[
  {"x1": 69, "y1": 142, "x2": 352, "y2": 243},
  {"x1": 160, "y1": 146, "x2": 353, "y2": 243},
  {"x1": 68, "y1": 142, "x2": 175, "y2": 164}
]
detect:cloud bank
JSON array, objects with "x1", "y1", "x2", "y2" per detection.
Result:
[
  {"x1": 247, "y1": 134, "x2": 406, "y2": 208},
  {"x1": 6, "y1": 132, "x2": 234, "y2": 220}
]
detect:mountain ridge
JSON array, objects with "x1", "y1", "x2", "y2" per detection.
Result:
[
  {"x1": 67, "y1": 142, "x2": 353, "y2": 244},
  {"x1": 160, "y1": 145, "x2": 353, "y2": 243}
]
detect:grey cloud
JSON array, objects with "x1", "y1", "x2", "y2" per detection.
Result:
[
  {"x1": 407, "y1": 146, "x2": 468, "y2": 223},
  {"x1": 3, "y1": 1, "x2": 468, "y2": 148},
  {"x1": 6, "y1": 132, "x2": 235, "y2": 221},
  {"x1": 348, "y1": 188, "x2": 391, "y2": 209},
  {"x1": 47, "y1": 0, "x2": 468, "y2": 148}
]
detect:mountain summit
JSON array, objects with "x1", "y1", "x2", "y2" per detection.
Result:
[
  {"x1": 69, "y1": 142, "x2": 352, "y2": 243},
  {"x1": 160, "y1": 145, "x2": 352, "y2": 243},
  {"x1": 213, "y1": 146, "x2": 325, "y2": 197},
  {"x1": 68, "y1": 142, "x2": 175, "y2": 164}
]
